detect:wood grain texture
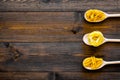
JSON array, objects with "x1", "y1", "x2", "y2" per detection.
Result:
[
  {"x1": 0, "y1": 43, "x2": 119, "y2": 72},
  {"x1": 56, "y1": 72, "x2": 120, "y2": 80},
  {"x1": 0, "y1": 72, "x2": 54, "y2": 80},
  {"x1": 0, "y1": 12, "x2": 120, "y2": 42},
  {"x1": 0, "y1": 0, "x2": 119, "y2": 11},
  {"x1": 0, "y1": 72, "x2": 119, "y2": 80},
  {"x1": 0, "y1": 1, "x2": 120, "y2": 79}
]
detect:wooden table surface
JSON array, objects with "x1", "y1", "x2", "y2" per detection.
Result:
[{"x1": 0, "y1": 0, "x2": 120, "y2": 80}]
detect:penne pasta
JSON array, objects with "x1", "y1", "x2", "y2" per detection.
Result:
[
  {"x1": 83, "y1": 56, "x2": 103, "y2": 70},
  {"x1": 85, "y1": 9, "x2": 107, "y2": 22}
]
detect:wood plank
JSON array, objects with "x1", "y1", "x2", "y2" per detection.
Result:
[
  {"x1": 0, "y1": 72, "x2": 120, "y2": 80},
  {"x1": 0, "y1": 12, "x2": 77, "y2": 42},
  {"x1": 56, "y1": 72, "x2": 120, "y2": 80},
  {"x1": 1, "y1": 42, "x2": 120, "y2": 59},
  {"x1": 6, "y1": 43, "x2": 120, "y2": 57},
  {"x1": 0, "y1": 12, "x2": 120, "y2": 42},
  {"x1": 0, "y1": 72, "x2": 54, "y2": 80},
  {"x1": 0, "y1": 0, "x2": 119, "y2": 11},
  {"x1": 0, "y1": 43, "x2": 120, "y2": 72},
  {"x1": 0, "y1": 12, "x2": 75, "y2": 22}
]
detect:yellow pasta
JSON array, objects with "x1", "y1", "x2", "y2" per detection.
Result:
[
  {"x1": 83, "y1": 56, "x2": 103, "y2": 70},
  {"x1": 85, "y1": 9, "x2": 107, "y2": 22},
  {"x1": 88, "y1": 31, "x2": 104, "y2": 47}
]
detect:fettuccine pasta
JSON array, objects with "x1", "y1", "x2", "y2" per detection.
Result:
[{"x1": 88, "y1": 31, "x2": 104, "y2": 47}]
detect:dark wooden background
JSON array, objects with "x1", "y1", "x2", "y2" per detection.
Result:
[{"x1": 0, "y1": 0, "x2": 120, "y2": 80}]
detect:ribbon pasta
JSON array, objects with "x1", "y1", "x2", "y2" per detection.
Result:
[{"x1": 88, "y1": 31, "x2": 104, "y2": 47}]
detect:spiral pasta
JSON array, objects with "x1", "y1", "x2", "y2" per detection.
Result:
[
  {"x1": 88, "y1": 31, "x2": 104, "y2": 47},
  {"x1": 83, "y1": 56, "x2": 103, "y2": 70},
  {"x1": 85, "y1": 9, "x2": 107, "y2": 22}
]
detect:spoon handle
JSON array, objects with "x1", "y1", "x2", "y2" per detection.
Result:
[
  {"x1": 106, "y1": 61, "x2": 120, "y2": 65},
  {"x1": 108, "y1": 14, "x2": 120, "y2": 17},
  {"x1": 106, "y1": 39, "x2": 120, "y2": 42}
]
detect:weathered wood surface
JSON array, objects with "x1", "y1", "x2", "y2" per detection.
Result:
[
  {"x1": 0, "y1": 72, "x2": 119, "y2": 80},
  {"x1": 0, "y1": 42, "x2": 120, "y2": 72},
  {"x1": 56, "y1": 72, "x2": 120, "y2": 80},
  {"x1": 0, "y1": 12, "x2": 119, "y2": 42},
  {"x1": 0, "y1": 11, "x2": 119, "y2": 79},
  {"x1": 0, "y1": 0, "x2": 120, "y2": 80},
  {"x1": 0, "y1": 0, "x2": 120, "y2": 11},
  {"x1": 0, "y1": 72, "x2": 54, "y2": 80}
]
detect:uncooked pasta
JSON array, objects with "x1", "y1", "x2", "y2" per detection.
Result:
[
  {"x1": 83, "y1": 56, "x2": 103, "y2": 70},
  {"x1": 85, "y1": 9, "x2": 107, "y2": 22},
  {"x1": 88, "y1": 31, "x2": 104, "y2": 47}
]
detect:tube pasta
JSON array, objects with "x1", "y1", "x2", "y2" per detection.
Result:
[
  {"x1": 83, "y1": 56, "x2": 103, "y2": 70},
  {"x1": 85, "y1": 9, "x2": 107, "y2": 22}
]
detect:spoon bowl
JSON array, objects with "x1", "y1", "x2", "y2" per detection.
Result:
[
  {"x1": 83, "y1": 33, "x2": 106, "y2": 46},
  {"x1": 84, "y1": 60, "x2": 120, "y2": 70},
  {"x1": 83, "y1": 33, "x2": 120, "y2": 47},
  {"x1": 84, "y1": 9, "x2": 120, "y2": 22},
  {"x1": 84, "y1": 61, "x2": 106, "y2": 70}
]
